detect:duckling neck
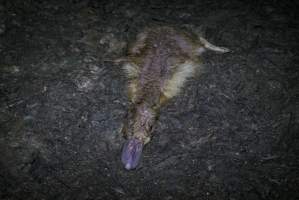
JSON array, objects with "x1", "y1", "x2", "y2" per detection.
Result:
[{"x1": 132, "y1": 102, "x2": 157, "y2": 144}]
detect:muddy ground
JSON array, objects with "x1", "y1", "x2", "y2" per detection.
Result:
[{"x1": 0, "y1": 0, "x2": 299, "y2": 199}]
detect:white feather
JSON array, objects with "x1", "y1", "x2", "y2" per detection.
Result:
[
  {"x1": 123, "y1": 63, "x2": 139, "y2": 78},
  {"x1": 162, "y1": 61, "x2": 199, "y2": 98}
]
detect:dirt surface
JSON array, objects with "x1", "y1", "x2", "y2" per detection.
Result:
[{"x1": 1, "y1": 0, "x2": 299, "y2": 199}]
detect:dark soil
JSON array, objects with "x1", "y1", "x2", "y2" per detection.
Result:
[{"x1": 0, "y1": 0, "x2": 298, "y2": 199}]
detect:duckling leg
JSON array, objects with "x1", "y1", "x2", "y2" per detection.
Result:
[
  {"x1": 199, "y1": 37, "x2": 230, "y2": 53},
  {"x1": 129, "y1": 30, "x2": 149, "y2": 55}
]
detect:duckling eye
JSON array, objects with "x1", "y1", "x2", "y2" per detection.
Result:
[{"x1": 146, "y1": 123, "x2": 153, "y2": 132}]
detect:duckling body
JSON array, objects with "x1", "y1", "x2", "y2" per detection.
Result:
[{"x1": 121, "y1": 26, "x2": 229, "y2": 170}]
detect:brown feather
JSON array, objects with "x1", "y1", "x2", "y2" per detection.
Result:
[{"x1": 121, "y1": 26, "x2": 229, "y2": 144}]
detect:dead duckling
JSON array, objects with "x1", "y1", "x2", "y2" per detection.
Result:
[{"x1": 120, "y1": 26, "x2": 229, "y2": 170}]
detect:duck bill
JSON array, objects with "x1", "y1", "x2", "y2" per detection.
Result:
[{"x1": 121, "y1": 138, "x2": 143, "y2": 170}]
